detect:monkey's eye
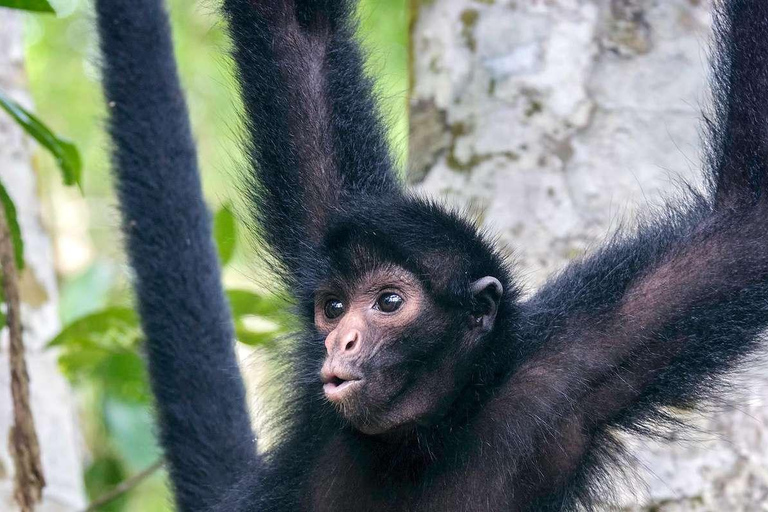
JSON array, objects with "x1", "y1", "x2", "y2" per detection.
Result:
[
  {"x1": 324, "y1": 299, "x2": 345, "y2": 320},
  {"x1": 375, "y1": 293, "x2": 404, "y2": 313}
]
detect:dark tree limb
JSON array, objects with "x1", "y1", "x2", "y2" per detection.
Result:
[{"x1": 0, "y1": 205, "x2": 45, "y2": 512}]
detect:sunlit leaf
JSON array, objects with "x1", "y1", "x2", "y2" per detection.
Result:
[
  {"x1": 58, "y1": 347, "x2": 150, "y2": 404},
  {"x1": 227, "y1": 289, "x2": 287, "y2": 347},
  {"x1": 97, "y1": 351, "x2": 152, "y2": 403},
  {"x1": 50, "y1": 312, "x2": 151, "y2": 404},
  {"x1": 0, "y1": 180, "x2": 24, "y2": 270},
  {"x1": 50, "y1": 308, "x2": 150, "y2": 403},
  {"x1": 57, "y1": 342, "x2": 112, "y2": 382},
  {"x1": 213, "y1": 203, "x2": 237, "y2": 266},
  {"x1": 234, "y1": 325, "x2": 277, "y2": 347},
  {"x1": 0, "y1": 0, "x2": 55, "y2": 13},
  {"x1": 0, "y1": 91, "x2": 82, "y2": 189},
  {"x1": 48, "y1": 307, "x2": 139, "y2": 349},
  {"x1": 227, "y1": 289, "x2": 286, "y2": 319}
]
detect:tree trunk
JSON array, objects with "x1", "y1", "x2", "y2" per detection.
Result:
[
  {"x1": 0, "y1": 11, "x2": 85, "y2": 512},
  {"x1": 409, "y1": 0, "x2": 768, "y2": 509}
]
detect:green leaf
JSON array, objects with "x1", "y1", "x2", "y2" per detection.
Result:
[
  {"x1": 0, "y1": 91, "x2": 81, "y2": 189},
  {"x1": 0, "y1": 0, "x2": 55, "y2": 13},
  {"x1": 57, "y1": 343, "x2": 112, "y2": 382},
  {"x1": 213, "y1": 203, "x2": 237, "y2": 266},
  {"x1": 48, "y1": 307, "x2": 139, "y2": 349},
  {"x1": 51, "y1": 308, "x2": 150, "y2": 404},
  {"x1": 58, "y1": 347, "x2": 150, "y2": 404},
  {"x1": 227, "y1": 289, "x2": 286, "y2": 319},
  {"x1": 84, "y1": 455, "x2": 129, "y2": 512},
  {"x1": 233, "y1": 326, "x2": 277, "y2": 347},
  {"x1": 0, "y1": 180, "x2": 24, "y2": 270},
  {"x1": 97, "y1": 350, "x2": 152, "y2": 403},
  {"x1": 227, "y1": 289, "x2": 287, "y2": 347}
]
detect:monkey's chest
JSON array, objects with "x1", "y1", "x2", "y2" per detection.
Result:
[{"x1": 306, "y1": 443, "x2": 516, "y2": 512}]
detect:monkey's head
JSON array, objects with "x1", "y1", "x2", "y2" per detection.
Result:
[{"x1": 309, "y1": 196, "x2": 518, "y2": 435}]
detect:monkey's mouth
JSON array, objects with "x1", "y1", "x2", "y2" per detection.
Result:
[{"x1": 322, "y1": 373, "x2": 363, "y2": 402}]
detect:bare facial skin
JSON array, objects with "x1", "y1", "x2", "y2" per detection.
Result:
[
  {"x1": 313, "y1": 265, "x2": 503, "y2": 434},
  {"x1": 314, "y1": 266, "x2": 426, "y2": 404}
]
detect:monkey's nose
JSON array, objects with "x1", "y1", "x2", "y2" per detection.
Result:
[
  {"x1": 339, "y1": 329, "x2": 361, "y2": 354},
  {"x1": 324, "y1": 329, "x2": 363, "y2": 356}
]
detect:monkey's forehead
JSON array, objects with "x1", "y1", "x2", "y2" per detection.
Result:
[
  {"x1": 310, "y1": 194, "x2": 513, "y2": 302},
  {"x1": 321, "y1": 197, "x2": 493, "y2": 261},
  {"x1": 313, "y1": 242, "x2": 491, "y2": 309},
  {"x1": 314, "y1": 263, "x2": 422, "y2": 294}
]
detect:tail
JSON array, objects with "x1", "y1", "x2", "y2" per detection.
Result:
[
  {"x1": 94, "y1": 0, "x2": 256, "y2": 509},
  {"x1": 707, "y1": 0, "x2": 768, "y2": 208}
]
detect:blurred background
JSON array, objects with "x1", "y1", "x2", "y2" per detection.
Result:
[{"x1": 1, "y1": 0, "x2": 767, "y2": 511}]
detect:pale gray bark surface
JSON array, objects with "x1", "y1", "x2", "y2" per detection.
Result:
[
  {"x1": 410, "y1": 0, "x2": 768, "y2": 510},
  {"x1": 0, "y1": 11, "x2": 85, "y2": 512}
]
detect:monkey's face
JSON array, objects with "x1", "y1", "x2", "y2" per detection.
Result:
[{"x1": 314, "y1": 265, "x2": 502, "y2": 435}]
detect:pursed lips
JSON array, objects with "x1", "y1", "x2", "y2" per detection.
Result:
[{"x1": 321, "y1": 367, "x2": 363, "y2": 401}]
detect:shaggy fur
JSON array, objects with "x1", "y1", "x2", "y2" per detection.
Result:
[
  {"x1": 95, "y1": 0, "x2": 768, "y2": 510},
  {"x1": 94, "y1": 1, "x2": 254, "y2": 509}
]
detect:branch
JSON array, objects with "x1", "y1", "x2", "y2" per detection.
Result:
[
  {"x1": 83, "y1": 459, "x2": 164, "y2": 512},
  {"x1": 0, "y1": 205, "x2": 45, "y2": 511}
]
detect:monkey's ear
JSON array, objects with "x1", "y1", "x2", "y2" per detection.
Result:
[{"x1": 470, "y1": 276, "x2": 503, "y2": 332}]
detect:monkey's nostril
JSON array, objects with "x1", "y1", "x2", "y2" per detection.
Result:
[{"x1": 343, "y1": 338, "x2": 357, "y2": 352}]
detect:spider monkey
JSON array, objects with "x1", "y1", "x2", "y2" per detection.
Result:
[{"x1": 94, "y1": 0, "x2": 768, "y2": 510}]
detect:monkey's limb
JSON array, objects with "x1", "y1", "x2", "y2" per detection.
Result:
[
  {"x1": 94, "y1": 1, "x2": 257, "y2": 509},
  {"x1": 504, "y1": 2, "x2": 768, "y2": 508},
  {"x1": 220, "y1": 0, "x2": 401, "y2": 283}
]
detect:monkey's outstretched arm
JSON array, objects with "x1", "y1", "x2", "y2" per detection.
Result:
[
  {"x1": 221, "y1": 0, "x2": 401, "y2": 282},
  {"x1": 505, "y1": 1, "x2": 768, "y2": 506},
  {"x1": 95, "y1": 1, "x2": 257, "y2": 509}
]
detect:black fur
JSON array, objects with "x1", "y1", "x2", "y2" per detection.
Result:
[
  {"x1": 95, "y1": 0, "x2": 768, "y2": 510},
  {"x1": 94, "y1": 1, "x2": 256, "y2": 510},
  {"x1": 221, "y1": 0, "x2": 400, "y2": 284}
]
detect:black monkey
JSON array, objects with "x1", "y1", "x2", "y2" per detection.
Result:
[{"x1": 94, "y1": 0, "x2": 768, "y2": 510}]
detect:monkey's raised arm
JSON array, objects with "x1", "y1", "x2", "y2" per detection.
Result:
[
  {"x1": 221, "y1": 0, "x2": 401, "y2": 282},
  {"x1": 505, "y1": 2, "x2": 768, "y2": 506},
  {"x1": 95, "y1": 1, "x2": 257, "y2": 509}
]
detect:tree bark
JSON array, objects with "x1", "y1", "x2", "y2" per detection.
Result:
[
  {"x1": 410, "y1": 0, "x2": 768, "y2": 509},
  {"x1": 0, "y1": 11, "x2": 85, "y2": 512}
]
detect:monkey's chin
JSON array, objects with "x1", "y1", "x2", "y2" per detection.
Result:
[
  {"x1": 342, "y1": 398, "x2": 423, "y2": 436},
  {"x1": 331, "y1": 394, "x2": 403, "y2": 436},
  {"x1": 328, "y1": 379, "x2": 425, "y2": 435}
]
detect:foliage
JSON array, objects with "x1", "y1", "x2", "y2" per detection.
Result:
[
  {"x1": 0, "y1": 91, "x2": 82, "y2": 190},
  {"x1": 0, "y1": 0, "x2": 54, "y2": 13},
  {"x1": 50, "y1": 204, "x2": 285, "y2": 509},
  {"x1": 48, "y1": 308, "x2": 150, "y2": 402},
  {"x1": 0, "y1": 180, "x2": 24, "y2": 270},
  {"x1": 228, "y1": 289, "x2": 290, "y2": 346},
  {"x1": 214, "y1": 203, "x2": 237, "y2": 266},
  {"x1": 0, "y1": 62, "x2": 82, "y2": 272},
  {"x1": 0, "y1": 68, "x2": 83, "y2": 274}
]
